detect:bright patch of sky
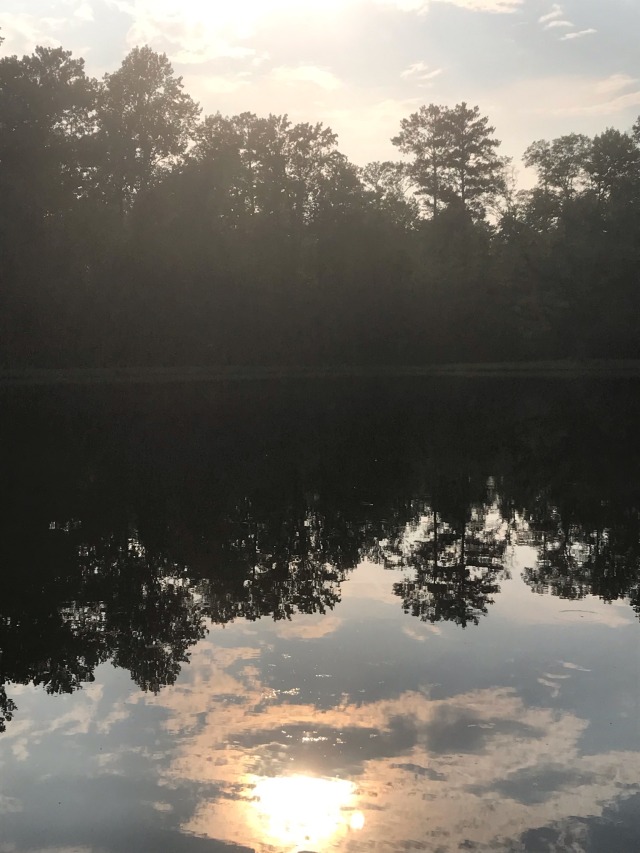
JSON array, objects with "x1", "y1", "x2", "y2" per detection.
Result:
[{"x1": 1, "y1": 0, "x2": 639, "y2": 178}]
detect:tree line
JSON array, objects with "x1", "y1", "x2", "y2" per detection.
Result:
[{"x1": 2, "y1": 41, "x2": 640, "y2": 366}]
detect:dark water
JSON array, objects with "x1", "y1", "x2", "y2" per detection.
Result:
[{"x1": 1, "y1": 379, "x2": 639, "y2": 853}]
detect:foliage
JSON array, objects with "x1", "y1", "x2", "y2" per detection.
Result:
[
  {"x1": 1, "y1": 41, "x2": 640, "y2": 366},
  {"x1": 97, "y1": 45, "x2": 200, "y2": 212},
  {"x1": 392, "y1": 102, "x2": 505, "y2": 219}
]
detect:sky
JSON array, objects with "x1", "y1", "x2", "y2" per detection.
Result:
[{"x1": 2, "y1": 0, "x2": 640, "y2": 179}]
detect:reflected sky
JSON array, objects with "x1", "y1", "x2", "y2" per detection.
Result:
[
  {"x1": 1, "y1": 557, "x2": 638, "y2": 853},
  {"x1": 0, "y1": 380, "x2": 639, "y2": 852}
]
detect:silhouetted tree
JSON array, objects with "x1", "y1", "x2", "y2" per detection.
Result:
[
  {"x1": 523, "y1": 134, "x2": 591, "y2": 208},
  {"x1": 97, "y1": 46, "x2": 200, "y2": 214},
  {"x1": 393, "y1": 102, "x2": 505, "y2": 219},
  {"x1": 586, "y1": 128, "x2": 640, "y2": 205},
  {"x1": 360, "y1": 160, "x2": 420, "y2": 229},
  {"x1": 0, "y1": 46, "x2": 100, "y2": 364},
  {"x1": 2, "y1": 38, "x2": 640, "y2": 368}
]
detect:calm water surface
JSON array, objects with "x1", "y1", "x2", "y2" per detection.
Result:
[{"x1": 0, "y1": 379, "x2": 639, "y2": 852}]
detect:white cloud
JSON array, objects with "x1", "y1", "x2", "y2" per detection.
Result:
[
  {"x1": 435, "y1": 0, "x2": 522, "y2": 11},
  {"x1": 539, "y1": 5, "x2": 597, "y2": 41},
  {"x1": 379, "y1": 0, "x2": 524, "y2": 13},
  {"x1": 561, "y1": 88, "x2": 640, "y2": 117},
  {"x1": 376, "y1": 0, "x2": 429, "y2": 10},
  {"x1": 468, "y1": 71, "x2": 640, "y2": 182},
  {"x1": 561, "y1": 28, "x2": 597, "y2": 41},
  {"x1": 0, "y1": 12, "x2": 65, "y2": 53},
  {"x1": 400, "y1": 60, "x2": 443, "y2": 85},
  {"x1": 539, "y1": 4, "x2": 563, "y2": 24},
  {"x1": 75, "y1": 3, "x2": 94, "y2": 21},
  {"x1": 383, "y1": 0, "x2": 528, "y2": 9},
  {"x1": 0, "y1": 3, "x2": 98, "y2": 55},
  {"x1": 595, "y1": 73, "x2": 637, "y2": 95},
  {"x1": 202, "y1": 72, "x2": 252, "y2": 95},
  {"x1": 105, "y1": 0, "x2": 262, "y2": 62},
  {"x1": 488, "y1": 72, "x2": 640, "y2": 132},
  {"x1": 271, "y1": 65, "x2": 343, "y2": 91},
  {"x1": 545, "y1": 19, "x2": 573, "y2": 29},
  {"x1": 106, "y1": 0, "x2": 521, "y2": 68}
]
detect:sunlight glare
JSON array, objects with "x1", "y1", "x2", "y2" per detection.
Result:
[
  {"x1": 250, "y1": 775, "x2": 364, "y2": 849},
  {"x1": 160, "y1": 0, "x2": 352, "y2": 37}
]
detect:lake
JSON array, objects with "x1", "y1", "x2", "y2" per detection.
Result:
[{"x1": 1, "y1": 378, "x2": 638, "y2": 853}]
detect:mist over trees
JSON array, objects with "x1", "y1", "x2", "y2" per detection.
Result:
[{"x1": 2, "y1": 40, "x2": 640, "y2": 367}]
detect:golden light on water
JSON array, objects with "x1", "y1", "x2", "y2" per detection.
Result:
[{"x1": 250, "y1": 774, "x2": 365, "y2": 850}]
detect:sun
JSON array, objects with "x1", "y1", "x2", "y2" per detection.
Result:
[{"x1": 249, "y1": 774, "x2": 365, "y2": 850}]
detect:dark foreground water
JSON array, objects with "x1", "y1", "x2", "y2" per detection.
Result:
[{"x1": 0, "y1": 379, "x2": 639, "y2": 853}]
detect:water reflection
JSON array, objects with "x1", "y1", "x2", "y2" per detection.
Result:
[
  {"x1": 0, "y1": 380, "x2": 639, "y2": 850},
  {"x1": 146, "y1": 564, "x2": 639, "y2": 853},
  {"x1": 383, "y1": 505, "x2": 509, "y2": 626},
  {"x1": 249, "y1": 775, "x2": 363, "y2": 850},
  {"x1": 0, "y1": 380, "x2": 639, "y2": 733}
]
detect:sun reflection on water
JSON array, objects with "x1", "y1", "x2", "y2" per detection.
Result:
[{"x1": 250, "y1": 774, "x2": 365, "y2": 850}]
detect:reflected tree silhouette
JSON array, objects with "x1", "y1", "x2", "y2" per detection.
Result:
[
  {"x1": 78, "y1": 535, "x2": 208, "y2": 693},
  {"x1": 0, "y1": 380, "x2": 639, "y2": 730},
  {"x1": 0, "y1": 687, "x2": 16, "y2": 734},
  {"x1": 521, "y1": 505, "x2": 640, "y2": 615},
  {"x1": 382, "y1": 503, "x2": 508, "y2": 628}
]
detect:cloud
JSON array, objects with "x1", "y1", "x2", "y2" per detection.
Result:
[
  {"x1": 270, "y1": 65, "x2": 343, "y2": 91},
  {"x1": 545, "y1": 19, "x2": 573, "y2": 28},
  {"x1": 537, "y1": 5, "x2": 597, "y2": 43},
  {"x1": 561, "y1": 28, "x2": 597, "y2": 41},
  {"x1": 487, "y1": 72, "x2": 640, "y2": 130},
  {"x1": 0, "y1": 795, "x2": 22, "y2": 814},
  {"x1": 105, "y1": 0, "x2": 259, "y2": 63},
  {"x1": 434, "y1": 0, "x2": 523, "y2": 11},
  {"x1": 560, "y1": 88, "x2": 640, "y2": 117},
  {"x1": 381, "y1": 0, "x2": 531, "y2": 10},
  {"x1": 275, "y1": 614, "x2": 343, "y2": 639},
  {"x1": 595, "y1": 73, "x2": 638, "y2": 95},
  {"x1": 151, "y1": 633, "x2": 640, "y2": 853},
  {"x1": 538, "y1": 4, "x2": 599, "y2": 39},
  {"x1": 74, "y1": 2, "x2": 94, "y2": 21},
  {"x1": 0, "y1": 12, "x2": 65, "y2": 53},
  {"x1": 199, "y1": 72, "x2": 252, "y2": 95},
  {"x1": 376, "y1": 0, "x2": 429, "y2": 10},
  {"x1": 400, "y1": 60, "x2": 443, "y2": 86},
  {"x1": 539, "y1": 4, "x2": 563, "y2": 24},
  {"x1": 0, "y1": 3, "x2": 98, "y2": 56}
]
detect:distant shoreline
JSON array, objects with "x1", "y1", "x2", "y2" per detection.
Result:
[{"x1": 2, "y1": 361, "x2": 640, "y2": 386}]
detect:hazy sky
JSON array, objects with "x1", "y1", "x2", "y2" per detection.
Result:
[{"x1": 2, "y1": 0, "x2": 640, "y2": 177}]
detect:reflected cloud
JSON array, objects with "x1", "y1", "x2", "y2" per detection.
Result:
[
  {"x1": 0, "y1": 795, "x2": 22, "y2": 814},
  {"x1": 275, "y1": 614, "x2": 344, "y2": 640},
  {"x1": 139, "y1": 632, "x2": 640, "y2": 852}
]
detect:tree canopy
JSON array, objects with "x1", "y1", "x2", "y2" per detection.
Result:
[{"x1": 2, "y1": 40, "x2": 640, "y2": 367}]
